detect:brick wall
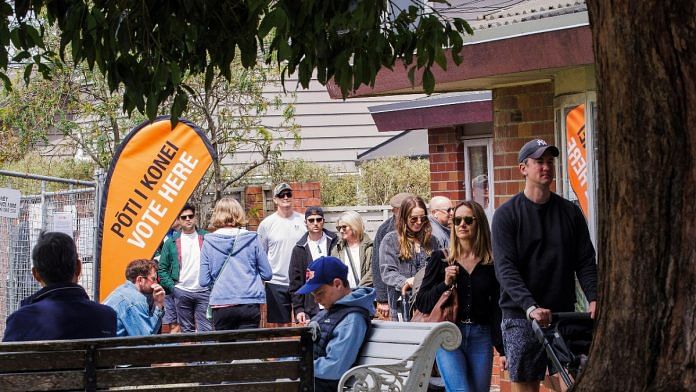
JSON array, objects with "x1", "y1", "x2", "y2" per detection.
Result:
[
  {"x1": 428, "y1": 127, "x2": 466, "y2": 204},
  {"x1": 492, "y1": 82, "x2": 556, "y2": 207},
  {"x1": 244, "y1": 185, "x2": 264, "y2": 231}
]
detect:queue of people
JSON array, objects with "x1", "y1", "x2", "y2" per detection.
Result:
[{"x1": 2, "y1": 139, "x2": 598, "y2": 392}]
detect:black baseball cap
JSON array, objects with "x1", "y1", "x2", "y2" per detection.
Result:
[{"x1": 518, "y1": 139, "x2": 560, "y2": 163}]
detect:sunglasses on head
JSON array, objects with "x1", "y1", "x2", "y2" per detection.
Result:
[
  {"x1": 179, "y1": 214, "x2": 195, "y2": 220},
  {"x1": 307, "y1": 217, "x2": 323, "y2": 224},
  {"x1": 453, "y1": 216, "x2": 476, "y2": 226},
  {"x1": 408, "y1": 215, "x2": 427, "y2": 224},
  {"x1": 277, "y1": 191, "x2": 293, "y2": 199}
]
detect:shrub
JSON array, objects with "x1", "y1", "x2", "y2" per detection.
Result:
[{"x1": 358, "y1": 157, "x2": 431, "y2": 205}]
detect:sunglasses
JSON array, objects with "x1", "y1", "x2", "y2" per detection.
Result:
[
  {"x1": 141, "y1": 275, "x2": 158, "y2": 282},
  {"x1": 307, "y1": 217, "x2": 323, "y2": 224},
  {"x1": 409, "y1": 215, "x2": 428, "y2": 224},
  {"x1": 179, "y1": 214, "x2": 195, "y2": 220},
  {"x1": 276, "y1": 191, "x2": 293, "y2": 199},
  {"x1": 453, "y1": 216, "x2": 476, "y2": 226},
  {"x1": 436, "y1": 208, "x2": 454, "y2": 214},
  {"x1": 336, "y1": 225, "x2": 348, "y2": 231}
]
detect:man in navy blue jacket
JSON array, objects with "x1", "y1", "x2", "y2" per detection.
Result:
[{"x1": 3, "y1": 232, "x2": 116, "y2": 342}]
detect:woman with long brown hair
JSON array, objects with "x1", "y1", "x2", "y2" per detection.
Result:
[
  {"x1": 414, "y1": 200, "x2": 504, "y2": 392},
  {"x1": 379, "y1": 195, "x2": 439, "y2": 320}
]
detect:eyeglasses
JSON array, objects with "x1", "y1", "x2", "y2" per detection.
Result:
[
  {"x1": 141, "y1": 275, "x2": 158, "y2": 282},
  {"x1": 409, "y1": 215, "x2": 428, "y2": 224},
  {"x1": 276, "y1": 191, "x2": 293, "y2": 199},
  {"x1": 179, "y1": 214, "x2": 195, "y2": 220},
  {"x1": 336, "y1": 225, "x2": 348, "y2": 231},
  {"x1": 453, "y1": 216, "x2": 476, "y2": 226},
  {"x1": 307, "y1": 217, "x2": 323, "y2": 224}
]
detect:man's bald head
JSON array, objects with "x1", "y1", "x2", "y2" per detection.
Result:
[{"x1": 429, "y1": 196, "x2": 453, "y2": 226}]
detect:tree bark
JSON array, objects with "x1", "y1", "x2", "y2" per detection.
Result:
[{"x1": 580, "y1": 1, "x2": 695, "y2": 390}]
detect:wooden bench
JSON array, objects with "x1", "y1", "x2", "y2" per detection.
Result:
[
  {"x1": 338, "y1": 320, "x2": 461, "y2": 391},
  {"x1": 0, "y1": 327, "x2": 314, "y2": 391}
]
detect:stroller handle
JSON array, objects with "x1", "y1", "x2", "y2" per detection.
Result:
[{"x1": 553, "y1": 312, "x2": 592, "y2": 321}]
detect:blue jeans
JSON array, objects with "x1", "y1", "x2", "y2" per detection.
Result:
[{"x1": 435, "y1": 323, "x2": 493, "y2": 392}]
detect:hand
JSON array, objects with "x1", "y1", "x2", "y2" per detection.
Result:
[
  {"x1": 530, "y1": 307, "x2": 552, "y2": 327},
  {"x1": 589, "y1": 301, "x2": 597, "y2": 319},
  {"x1": 376, "y1": 302, "x2": 390, "y2": 319},
  {"x1": 296, "y1": 312, "x2": 309, "y2": 325},
  {"x1": 500, "y1": 356, "x2": 507, "y2": 371},
  {"x1": 151, "y1": 283, "x2": 165, "y2": 308},
  {"x1": 444, "y1": 265, "x2": 458, "y2": 286},
  {"x1": 401, "y1": 277, "x2": 415, "y2": 296}
]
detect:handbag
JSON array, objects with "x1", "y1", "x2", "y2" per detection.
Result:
[
  {"x1": 410, "y1": 256, "x2": 459, "y2": 323},
  {"x1": 206, "y1": 232, "x2": 239, "y2": 320}
]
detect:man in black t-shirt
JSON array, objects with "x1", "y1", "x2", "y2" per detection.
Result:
[{"x1": 492, "y1": 139, "x2": 598, "y2": 392}]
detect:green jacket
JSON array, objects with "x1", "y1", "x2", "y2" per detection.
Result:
[
  {"x1": 157, "y1": 229, "x2": 207, "y2": 294},
  {"x1": 330, "y1": 235, "x2": 374, "y2": 287}
]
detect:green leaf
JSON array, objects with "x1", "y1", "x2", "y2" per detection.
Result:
[
  {"x1": 171, "y1": 91, "x2": 188, "y2": 122},
  {"x1": 23, "y1": 63, "x2": 33, "y2": 85}
]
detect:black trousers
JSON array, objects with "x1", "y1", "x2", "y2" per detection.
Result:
[
  {"x1": 211, "y1": 304, "x2": 261, "y2": 331},
  {"x1": 314, "y1": 378, "x2": 339, "y2": 392}
]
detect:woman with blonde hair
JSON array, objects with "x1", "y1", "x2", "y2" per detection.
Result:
[
  {"x1": 379, "y1": 196, "x2": 439, "y2": 320},
  {"x1": 199, "y1": 197, "x2": 272, "y2": 330},
  {"x1": 330, "y1": 210, "x2": 374, "y2": 287},
  {"x1": 414, "y1": 200, "x2": 504, "y2": 391}
]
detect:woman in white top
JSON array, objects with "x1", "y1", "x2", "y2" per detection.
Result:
[{"x1": 330, "y1": 211, "x2": 373, "y2": 288}]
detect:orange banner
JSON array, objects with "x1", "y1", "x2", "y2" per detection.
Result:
[
  {"x1": 565, "y1": 104, "x2": 589, "y2": 216},
  {"x1": 97, "y1": 117, "x2": 215, "y2": 300}
]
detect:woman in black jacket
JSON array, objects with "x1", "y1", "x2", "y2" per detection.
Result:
[{"x1": 414, "y1": 200, "x2": 504, "y2": 392}]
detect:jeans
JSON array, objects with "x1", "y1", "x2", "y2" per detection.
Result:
[
  {"x1": 435, "y1": 323, "x2": 493, "y2": 392},
  {"x1": 173, "y1": 287, "x2": 212, "y2": 332}
]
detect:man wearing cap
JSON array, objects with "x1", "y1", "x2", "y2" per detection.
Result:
[
  {"x1": 371, "y1": 192, "x2": 413, "y2": 319},
  {"x1": 289, "y1": 206, "x2": 338, "y2": 324},
  {"x1": 492, "y1": 139, "x2": 597, "y2": 392},
  {"x1": 298, "y1": 256, "x2": 376, "y2": 392},
  {"x1": 257, "y1": 183, "x2": 307, "y2": 324}
]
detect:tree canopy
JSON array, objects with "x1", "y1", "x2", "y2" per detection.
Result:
[{"x1": 1, "y1": 1, "x2": 470, "y2": 120}]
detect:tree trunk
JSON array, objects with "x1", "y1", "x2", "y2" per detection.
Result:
[{"x1": 579, "y1": 1, "x2": 695, "y2": 390}]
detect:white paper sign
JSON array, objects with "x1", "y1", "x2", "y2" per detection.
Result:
[
  {"x1": 53, "y1": 212, "x2": 74, "y2": 237},
  {"x1": 0, "y1": 187, "x2": 21, "y2": 218}
]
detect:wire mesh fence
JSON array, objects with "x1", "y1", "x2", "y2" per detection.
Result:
[{"x1": 0, "y1": 170, "x2": 100, "y2": 337}]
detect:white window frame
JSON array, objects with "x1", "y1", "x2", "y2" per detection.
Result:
[
  {"x1": 554, "y1": 92, "x2": 598, "y2": 245},
  {"x1": 462, "y1": 137, "x2": 495, "y2": 217}
]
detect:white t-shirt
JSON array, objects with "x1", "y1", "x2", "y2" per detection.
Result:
[
  {"x1": 176, "y1": 231, "x2": 206, "y2": 292},
  {"x1": 307, "y1": 232, "x2": 329, "y2": 261},
  {"x1": 257, "y1": 211, "x2": 306, "y2": 286},
  {"x1": 344, "y1": 244, "x2": 361, "y2": 287}
]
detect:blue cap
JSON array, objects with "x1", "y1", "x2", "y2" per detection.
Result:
[
  {"x1": 518, "y1": 139, "x2": 559, "y2": 163},
  {"x1": 296, "y1": 256, "x2": 348, "y2": 295}
]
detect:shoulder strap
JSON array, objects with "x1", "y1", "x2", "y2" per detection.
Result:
[{"x1": 210, "y1": 232, "x2": 240, "y2": 290}]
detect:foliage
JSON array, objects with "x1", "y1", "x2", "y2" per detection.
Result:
[
  {"x1": 268, "y1": 157, "x2": 430, "y2": 206},
  {"x1": 1, "y1": 1, "x2": 471, "y2": 120},
  {"x1": 0, "y1": 153, "x2": 95, "y2": 194},
  {"x1": 358, "y1": 156, "x2": 430, "y2": 205}
]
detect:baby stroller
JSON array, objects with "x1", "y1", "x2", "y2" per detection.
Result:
[{"x1": 531, "y1": 312, "x2": 594, "y2": 390}]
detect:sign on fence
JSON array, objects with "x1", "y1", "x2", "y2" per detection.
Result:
[{"x1": 0, "y1": 188, "x2": 20, "y2": 219}]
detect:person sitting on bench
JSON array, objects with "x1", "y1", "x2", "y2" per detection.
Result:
[{"x1": 298, "y1": 256, "x2": 376, "y2": 392}]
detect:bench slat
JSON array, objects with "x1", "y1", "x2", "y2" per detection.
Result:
[
  {"x1": 113, "y1": 380, "x2": 300, "y2": 391},
  {"x1": 0, "y1": 350, "x2": 85, "y2": 372},
  {"x1": 0, "y1": 370, "x2": 83, "y2": 391},
  {"x1": 96, "y1": 340, "x2": 302, "y2": 367},
  {"x1": 366, "y1": 327, "x2": 432, "y2": 345},
  {"x1": 96, "y1": 361, "x2": 302, "y2": 388},
  {"x1": 0, "y1": 327, "x2": 309, "y2": 352},
  {"x1": 359, "y1": 341, "x2": 420, "y2": 360}
]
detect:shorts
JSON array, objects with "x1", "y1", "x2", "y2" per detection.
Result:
[
  {"x1": 162, "y1": 294, "x2": 178, "y2": 324},
  {"x1": 501, "y1": 318, "x2": 547, "y2": 382},
  {"x1": 265, "y1": 283, "x2": 292, "y2": 323}
]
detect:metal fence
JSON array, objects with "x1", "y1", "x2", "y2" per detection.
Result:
[{"x1": 0, "y1": 170, "x2": 100, "y2": 337}]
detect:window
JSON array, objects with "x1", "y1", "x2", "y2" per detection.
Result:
[
  {"x1": 462, "y1": 138, "x2": 494, "y2": 221},
  {"x1": 555, "y1": 93, "x2": 598, "y2": 244}
]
